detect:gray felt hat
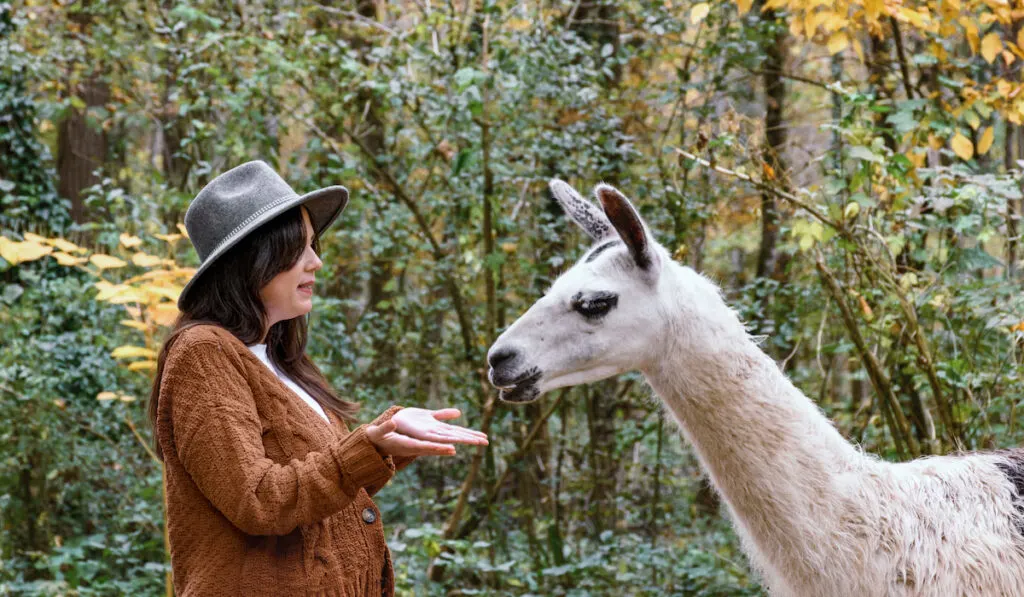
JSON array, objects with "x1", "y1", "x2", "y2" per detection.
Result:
[{"x1": 177, "y1": 160, "x2": 348, "y2": 309}]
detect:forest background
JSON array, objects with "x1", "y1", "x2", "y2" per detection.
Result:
[{"x1": 3, "y1": 0, "x2": 1024, "y2": 595}]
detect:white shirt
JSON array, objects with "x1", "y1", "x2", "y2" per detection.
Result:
[{"x1": 247, "y1": 344, "x2": 330, "y2": 423}]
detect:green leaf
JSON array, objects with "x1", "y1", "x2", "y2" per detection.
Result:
[{"x1": 848, "y1": 146, "x2": 882, "y2": 164}]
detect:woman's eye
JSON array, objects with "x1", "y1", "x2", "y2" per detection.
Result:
[{"x1": 571, "y1": 293, "x2": 618, "y2": 318}]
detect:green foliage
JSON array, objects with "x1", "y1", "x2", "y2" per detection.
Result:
[
  {"x1": 0, "y1": 4, "x2": 71, "y2": 234},
  {"x1": 6, "y1": 0, "x2": 1024, "y2": 595},
  {"x1": 0, "y1": 260, "x2": 164, "y2": 593}
]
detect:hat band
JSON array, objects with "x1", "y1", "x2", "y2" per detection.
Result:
[{"x1": 202, "y1": 191, "x2": 299, "y2": 261}]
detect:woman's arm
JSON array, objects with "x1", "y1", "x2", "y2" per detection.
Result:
[{"x1": 166, "y1": 340, "x2": 395, "y2": 536}]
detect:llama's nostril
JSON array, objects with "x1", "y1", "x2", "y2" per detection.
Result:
[{"x1": 488, "y1": 347, "x2": 518, "y2": 371}]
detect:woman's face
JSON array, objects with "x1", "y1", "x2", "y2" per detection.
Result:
[{"x1": 259, "y1": 208, "x2": 322, "y2": 331}]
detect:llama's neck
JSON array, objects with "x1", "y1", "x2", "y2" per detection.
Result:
[{"x1": 643, "y1": 276, "x2": 867, "y2": 589}]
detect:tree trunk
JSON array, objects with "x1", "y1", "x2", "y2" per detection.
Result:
[
  {"x1": 756, "y1": 8, "x2": 787, "y2": 281},
  {"x1": 57, "y1": 75, "x2": 108, "y2": 223}
]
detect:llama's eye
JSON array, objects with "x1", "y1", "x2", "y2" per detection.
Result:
[{"x1": 571, "y1": 292, "x2": 618, "y2": 319}]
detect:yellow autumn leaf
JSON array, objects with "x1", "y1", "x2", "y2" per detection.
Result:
[
  {"x1": 118, "y1": 393, "x2": 138, "y2": 402},
  {"x1": 120, "y1": 233, "x2": 142, "y2": 248},
  {"x1": 150, "y1": 303, "x2": 179, "y2": 326},
  {"x1": 106, "y1": 288, "x2": 150, "y2": 305},
  {"x1": 977, "y1": 126, "x2": 995, "y2": 155},
  {"x1": 966, "y1": 22, "x2": 980, "y2": 53},
  {"x1": 94, "y1": 281, "x2": 132, "y2": 302},
  {"x1": 145, "y1": 286, "x2": 181, "y2": 302},
  {"x1": 736, "y1": 0, "x2": 753, "y2": 16},
  {"x1": 52, "y1": 251, "x2": 87, "y2": 266},
  {"x1": 90, "y1": 254, "x2": 127, "y2": 270},
  {"x1": 0, "y1": 238, "x2": 52, "y2": 265},
  {"x1": 802, "y1": 12, "x2": 816, "y2": 38},
  {"x1": 93, "y1": 280, "x2": 114, "y2": 297},
  {"x1": 23, "y1": 232, "x2": 48, "y2": 244},
  {"x1": 131, "y1": 252, "x2": 163, "y2": 267},
  {"x1": 951, "y1": 132, "x2": 974, "y2": 160},
  {"x1": 176, "y1": 223, "x2": 189, "y2": 238},
  {"x1": 827, "y1": 31, "x2": 849, "y2": 54},
  {"x1": 820, "y1": 12, "x2": 846, "y2": 33},
  {"x1": 897, "y1": 7, "x2": 929, "y2": 30},
  {"x1": 154, "y1": 233, "x2": 182, "y2": 244},
  {"x1": 111, "y1": 345, "x2": 158, "y2": 360},
  {"x1": 906, "y1": 149, "x2": 927, "y2": 168},
  {"x1": 1018, "y1": 27, "x2": 1024, "y2": 52},
  {"x1": 120, "y1": 319, "x2": 150, "y2": 332},
  {"x1": 49, "y1": 237, "x2": 85, "y2": 253},
  {"x1": 96, "y1": 391, "x2": 118, "y2": 401},
  {"x1": 690, "y1": 3, "x2": 710, "y2": 24},
  {"x1": 127, "y1": 360, "x2": 156, "y2": 372},
  {"x1": 981, "y1": 32, "x2": 1002, "y2": 63},
  {"x1": 863, "y1": 0, "x2": 884, "y2": 20}
]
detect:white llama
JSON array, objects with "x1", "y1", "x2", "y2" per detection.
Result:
[{"x1": 487, "y1": 179, "x2": 1024, "y2": 597}]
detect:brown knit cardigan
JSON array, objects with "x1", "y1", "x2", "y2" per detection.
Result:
[{"x1": 156, "y1": 324, "x2": 412, "y2": 596}]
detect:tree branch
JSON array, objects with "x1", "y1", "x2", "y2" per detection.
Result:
[
  {"x1": 814, "y1": 252, "x2": 920, "y2": 458},
  {"x1": 674, "y1": 148, "x2": 840, "y2": 230}
]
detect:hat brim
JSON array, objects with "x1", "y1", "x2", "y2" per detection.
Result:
[{"x1": 176, "y1": 185, "x2": 349, "y2": 309}]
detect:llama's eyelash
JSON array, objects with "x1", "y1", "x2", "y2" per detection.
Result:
[{"x1": 570, "y1": 291, "x2": 618, "y2": 318}]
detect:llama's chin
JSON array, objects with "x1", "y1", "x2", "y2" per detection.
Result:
[
  {"x1": 492, "y1": 368, "x2": 543, "y2": 403},
  {"x1": 498, "y1": 382, "x2": 542, "y2": 403}
]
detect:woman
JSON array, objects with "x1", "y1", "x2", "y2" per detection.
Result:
[{"x1": 149, "y1": 161, "x2": 488, "y2": 596}]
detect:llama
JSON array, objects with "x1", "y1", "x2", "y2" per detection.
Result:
[{"x1": 486, "y1": 179, "x2": 1024, "y2": 596}]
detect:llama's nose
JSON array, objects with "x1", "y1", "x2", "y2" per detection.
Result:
[{"x1": 487, "y1": 347, "x2": 518, "y2": 371}]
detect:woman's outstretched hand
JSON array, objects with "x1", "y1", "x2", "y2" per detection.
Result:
[{"x1": 366, "y1": 408, "x2": 488, "y2": 457}]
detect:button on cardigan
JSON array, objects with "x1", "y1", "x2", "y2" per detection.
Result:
[{"x1": 155, "y1": 324, "x2": 413, "y2": 596}]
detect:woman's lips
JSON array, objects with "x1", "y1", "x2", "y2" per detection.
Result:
[{"x1": 298, "y1": 282, "x2": 314, "y2": 295}]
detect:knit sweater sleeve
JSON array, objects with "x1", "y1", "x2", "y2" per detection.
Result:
[{"x1": 167, "y1": 340, "x2": 395, "y2": 536}]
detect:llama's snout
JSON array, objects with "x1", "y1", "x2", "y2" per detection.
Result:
[
  {"x1": 487, "y1": 345, "x2": 522, "y2": 386},
  {"x1": 486, "y1": 345, "x2": 543, "y2": 403}
]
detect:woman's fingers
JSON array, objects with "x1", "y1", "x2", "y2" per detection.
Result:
[
  {"x1": 433, "y1": 426, "x2": 489, "y2": 444},
  {"x1": 401, "y1": 423, "x2": 488, "y2": 445},
  {"x1": 384, "y1": 433, "x2": 457, "y2": 456}
]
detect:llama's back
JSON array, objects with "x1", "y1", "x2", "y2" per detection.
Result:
[{"x1": 834, "y1": 452, "x2": 1024, "y2": 596}]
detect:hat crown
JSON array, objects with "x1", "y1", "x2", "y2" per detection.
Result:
[{"x1": 184, "y1": 161, "x2": 299, "y2": 261}]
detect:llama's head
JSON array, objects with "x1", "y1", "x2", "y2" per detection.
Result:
[{"x1": 488, "y1": 179, "x2": 728, "y2": 403}]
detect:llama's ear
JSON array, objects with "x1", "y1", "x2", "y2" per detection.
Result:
[
  {"x1": 596, "y1": 184, "x2": 659, "y2": 273},
  {"x1": 549, "y1": 178, "x2": 614, "y2": 241}
]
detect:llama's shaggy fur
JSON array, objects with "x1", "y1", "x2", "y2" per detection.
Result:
[{"x1": 487, "y1": 179, "x2": 1024, "y2": 596}]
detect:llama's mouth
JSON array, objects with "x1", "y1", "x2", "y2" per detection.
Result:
[{"x1": 491, "y1": 368, "x2": 542, "y2": 403}]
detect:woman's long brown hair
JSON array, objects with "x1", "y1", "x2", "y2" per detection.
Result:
[{"x1": 148, "y1": 206, "x2": 359, "y2": 459}]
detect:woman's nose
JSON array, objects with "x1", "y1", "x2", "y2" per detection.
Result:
[{"x1": 307, "y1": 249, "x2": 323, "y2": 271}]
